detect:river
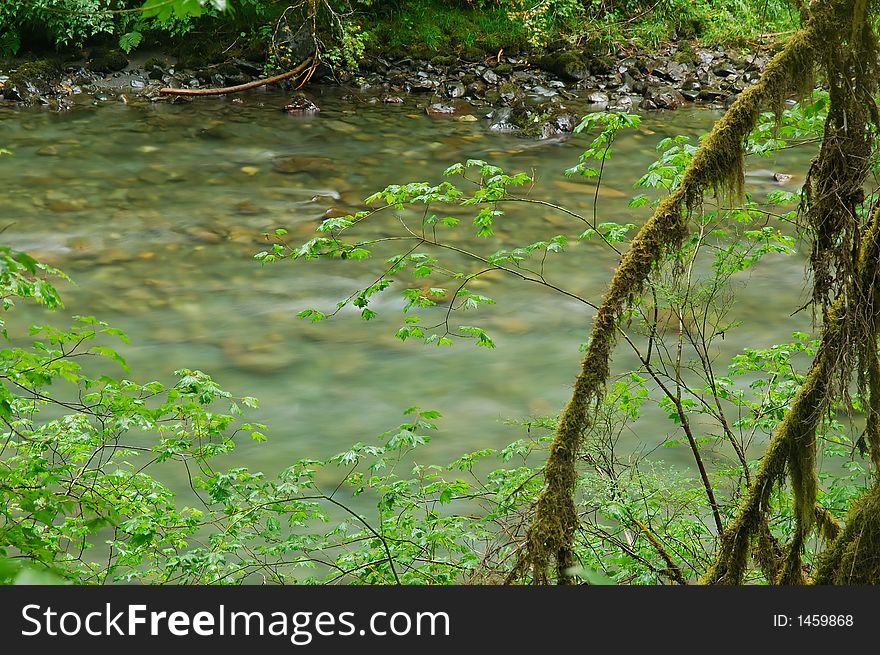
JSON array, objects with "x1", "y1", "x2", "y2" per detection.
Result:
[{"x1": 0, "y1": 86, "x2": 815, "y2": 483}]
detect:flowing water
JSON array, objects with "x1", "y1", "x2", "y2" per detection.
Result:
[{"x1": 0, "y1": 87, "x2": 816, "y2": 483}]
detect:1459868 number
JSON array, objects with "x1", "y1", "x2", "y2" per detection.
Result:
[{"x1": 798, "y1": 615, "x2": 853, "y2": 627}]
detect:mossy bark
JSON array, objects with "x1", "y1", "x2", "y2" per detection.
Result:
[{"x1": 517, "y1": 0, "x2": 878, "y2": 585}]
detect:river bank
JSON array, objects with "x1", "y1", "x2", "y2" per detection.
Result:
[{"x1": 1, "y1": 38, "x2": 778, "y2": 139}]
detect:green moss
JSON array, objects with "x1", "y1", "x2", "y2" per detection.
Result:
[
  {"x1": 498, "y1": 81, "x2": 518, "y2": 95},
  {"x1": 534, "y1": 50, "x2": 591, "y2": 81},
  {"x1": 816, "y1": 482, "x2": 880, "y2": 583},
  {"x1": 673, "y1": 41, "x2": 696, "y2": 63},
  {"x1": 6, "y1": 58, "x2": 60, "y2": 100},
  {"x1": 431, "y1": 55, "x2": 456, "y2": 66},
  {"x1": 87, "y1": 49, "x2": 128, "y2": 74},
  {"x1": 520, "y1": 0, "x2": 867, "y2": 587}
]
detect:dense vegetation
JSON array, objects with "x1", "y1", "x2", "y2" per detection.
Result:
[{"x1": 1, "y1": 0, "x2": 800, "y2": 61}]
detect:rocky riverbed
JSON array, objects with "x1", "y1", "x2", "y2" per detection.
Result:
[{"x1": 0, "y1": 39, "x2": 774, "y2": 139}]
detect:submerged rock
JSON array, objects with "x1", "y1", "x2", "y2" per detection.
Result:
[
  {"x1": 426, "y1": 103, "x2": 456, "y2": 115},
  {"x1": 282, "y1": 94, "x2": 321, "y2": 113},
  {"x1": 272, "y1": 155, "x2": 337, "y2": 175}
]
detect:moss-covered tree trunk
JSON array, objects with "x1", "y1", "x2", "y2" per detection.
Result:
[{"x1": 514, "y1": 0, "x2": 880, "y2": 585}]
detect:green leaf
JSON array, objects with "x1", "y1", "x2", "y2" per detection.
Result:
[{"x1": 118, "y1": 31, "x2": 143, "y2": 54}]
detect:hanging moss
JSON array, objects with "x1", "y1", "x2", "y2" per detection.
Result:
[
  {"x1": 705, "y1": 201, "x2": 880, "y2": 584},
  {"x1": 815, "y1": 482, "x2": 880, "y2": 583},
  {"x1": 517, "y1": 0, "x2": 880, "y2": 585}
]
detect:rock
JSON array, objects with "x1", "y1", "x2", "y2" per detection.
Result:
[
  {"x1": 455, "y1": 114, "x2": 479, "y2": 122},
  {"x1": 698, "y1": 87, "x2": 727, "y2": 101},
  {"x1": 608, "y1": 96, "x2": 634, "y2": 111},
  {"x1": 234, "y1": 201, "x2": 264, "y2": 215},
  {"x1": 773, "y1": 172, "x2": 793, "y2": 183},
  {"x1": 553, "y1": 179, "x2": 626, "y2": 198},
  {"x1": 87, "y1": 49, "x2": 129, "y2": 74},
  {"x1": 487, "y1": 107, "x2": 516, "y2": 132},
  {"x1": 408, "y1": 76, "x2": 438, "y2": 92},
  {"x1": 272, "y1": 155, "x2": 336, "y2": 175},
  {"x1": 3, "y1": 59, "x2": 61, "y2": 104},
  {"x1": 130, "y1": 79, "x2": 145, "y2": 89},
  {"x1": 321, "y1": 207, "x2": 355, "y2": 219},
  {"x1": 221, "y1": 340, "x2": 299, "y2": 375},
  {"x1": 498, "y1": 82, "x2": 522, "y2": 104},
  {"x1": 482, "y1": 69, "x2": 499, "y2": 85},
  {"x1": 713, "y1": 66, "x2": 738, "y2": 78},
  {"x1": 445, "y1": 81, "x2": 466, "y2": 98},
  {"x1": 587, "y1": 91, "x2": 609, "y2": 105},
  {"x1": 665, "y1": 61, "x2": 689, "y2": 82},
  {"x1": 381, "y1": 94, "x2": 404, "y2": 104},
  {"x1": 535, "y1": 112, "x2": 578, "y2": 139},
  {"x1": 240, "y1": 166, "x2": 260, "y2": 176},
  {"x1": 745, "y1": 55, "x2": 768, "y2": 72},
  {"x1": 536, "y1": 51, "x2": 591, "y2": 82},
  {"x1": 184, "y1": 226, "x2": 227, "y2": 243},
  {"x1": 644, "y1": 84, "x2": 686, "y2": 109},
  {"x1": 426, "y1": 103, "x2": 456, "y2": 115},
  {"x1": 282, "y1": 94, "x2": 320, "y2": 113}
]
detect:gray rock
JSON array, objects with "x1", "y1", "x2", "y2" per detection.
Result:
[
  {"x1": 713, "y1": 66, "x2": 738, "y2": 78},
  {"x1": 426, "y1": 103, "x2": 455, "y2": 115},
  {"x1": 482, "y1": 69, "x2": 499, "y2": 85},
  {"x1": 665, "y1": 61, "x2": 688, "y2": 82},
  {"x1": 697, "y1": 50, "x2": 714, "y2": 65},
  {"x1": 644, "y1": 84, "x2": 686, "y2": 109},
  {"x1": 445, "y1": 81, "x2": 466, "y2": 98}
]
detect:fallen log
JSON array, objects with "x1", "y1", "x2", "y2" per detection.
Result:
[{"x1": 158, "y1": 57, "x2": 314, "y2": 96}]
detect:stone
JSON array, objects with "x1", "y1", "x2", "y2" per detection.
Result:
[
  {"x1": 713, "y1": 66, "x2": 738, "y2": 78},
  {"x1": 321, "y1": 207, "x2": 356, "y2": 219},
  {"x1": 272, "y1": 155, "x2": 336, "y2": 175},
  {"x1": 426, "y1": 103, "x2": 456, "y2": 115},
  {"x1": 445, "y1": 81, "x2": 466, "y2": 98},
  {"x1": 644, "y1": 84, "x2": 686, "y2": 109},
  {"x1": 282, "y1": 94, "x2": 320, "y2": 113}
]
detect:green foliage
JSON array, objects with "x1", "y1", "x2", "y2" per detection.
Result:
[
  {"x1": 118, "y1": 30, "x2": 143, "y2": 52},
  {"x1": 0, "y1": 0, "x2": 242, "y2": 55},
  {"x1": 0, "y1": 0, "x2": 798, "y2": 64}
]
